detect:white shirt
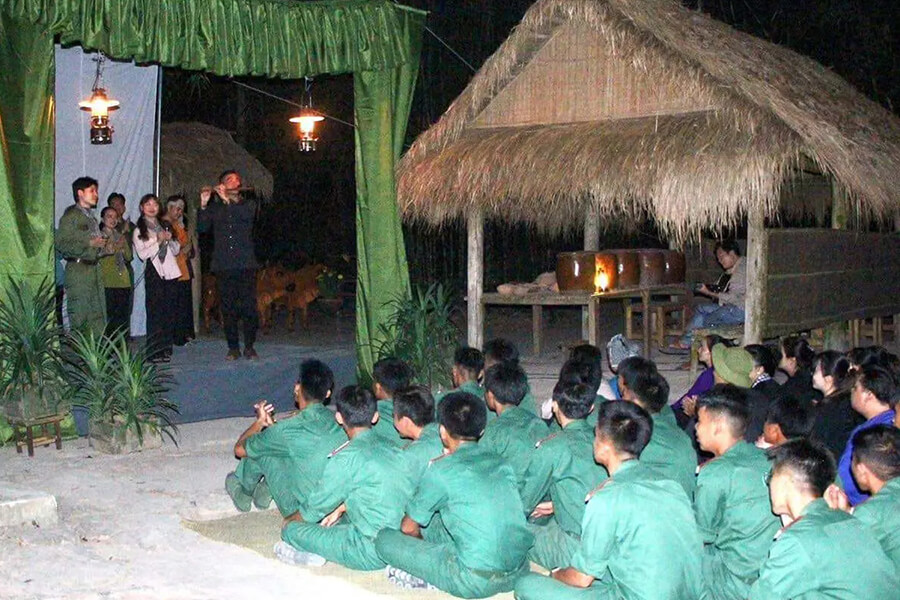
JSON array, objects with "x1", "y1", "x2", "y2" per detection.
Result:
[{"x1": 133, "y1": 226, "x2": 181, "y2": 280}]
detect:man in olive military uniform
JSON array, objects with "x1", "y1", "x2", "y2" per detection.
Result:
[
  {"x1": 393, "y1": 385, "x2": 444, "y2": 486},
  {"x1": 370, "y1": 357, "x2": 413, "y2": 445},
  {"x1": 521, "y1": 382, "x2": 607, "y2": 569},
  {"x1": 750, "y1": 438, "x2": 898, "y2": 598},
  {"x1": 694, "y1": 385, "x2": 780, "y2": 600},
  {"x1": 618, "y1": 357, "x2": 697, "y2": 496},
  {"x1": 226, "y1": 359, "x2": 345, "y2": 516},
  {"x1": 375, "y1": 392, "x2": 534, "y2": 597},
  {"x1": 825, "y1": 425, "x2": 900, "y2": 574},
  {"x1": 276, "y1": 386, "x2": 412, "y2": 570},
  {"x1": 56, "y1": 176, "x2": 108, "y2": 336},
  {"x1": 515, "y1": 401, "x2": 707, "y2": 600},
  {"x1": 480, "y1": 362, "x2": 548, "y2": 497}
]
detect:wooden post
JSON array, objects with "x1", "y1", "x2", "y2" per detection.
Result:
[
  {"x1": 582, "y1": 197, "x2": 600, "y2": 339},
  {"x1": 824, "y1": 183, "x2": 849, "y2": 349},
  {"x1": 744, "y1": 207, "x2": 768, "y2": 344},
  {"x1": 467, "y1": 210, "x2": 485, "y2": 348}
]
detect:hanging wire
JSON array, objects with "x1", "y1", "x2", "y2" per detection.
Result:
[
  {"x1": 229, "y1": 78, "x2": 355, "y2": 128},
  {"x1": 423, "y1": 24, "x2": 477, "y2": 73},
  {"x1": 91, "y1": 53, "x2": 107, "y2": 90}
]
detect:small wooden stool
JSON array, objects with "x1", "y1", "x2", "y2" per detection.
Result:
[
  {"x1": 11, "y1": 414, "x2": 64, "y2": 457},
  {"x1": 624, "y1": 300, "x2": 688, "y2": 347}
]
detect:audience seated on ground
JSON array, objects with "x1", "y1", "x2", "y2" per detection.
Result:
[
  {"x1": 514, "y1": 401, "x2": 706, "y2": 600},
  {"x1": 227, "y1": 359, "x2": 345, "y2": 516},
  {"x1": 370, "y1": 357, "x2": 414, "y2": 444},
  {"x1": 618, "y1": 357, "x2": 697, "y2": 497},
  {"x1": 276, "y1": 386, "x2": 412, "y2": 570},
  {"x1": 710, "y1": 344, "x2": 769, "y2": 443},
  {"x1": 568, "y1": 344, "x2": 605, "y2": 397},
  {"x1": 811, "y1": 350, "x2": 862, "y2": 458},
  {"x1": 483, "y1": 337, "x2": 537, "y2": 414},
  {"x1": 778, "y1": 336, "x2": 823, "y2": 405},
  {"x1": 757, "y1": 395, "x2": 814, "y2": 449},
  {"x1": 838, "y1": 364, "x2": 897, "y2": 505},
  {"x1": 749, "y1": 439, "x2": 899, "y2": 599},
  {"x1": 375, "y1": 392, "x2": 534, "y2": 597},
  {"x1": 437, "y1": 346, "x2": 485, "y2": 402},
  {"x1": 674, "y1": 334, "x2": 731, "y2": 428},
  {"x1": 745, "y1": 344, "x2": 783, "y2": 402},
  {"x1": 694, "y1": 384, "x2": 780, "y2": 600},
  {"x1": 603, "y1": 334, "x2": 640, "y2": 400},
  {"x1": 549, "y1": 358, "x2": 599, "y2": 427},
  {"x1": 393, "y1": 385, "x2": 444, "y2": 487},
  {"x1": 520, "y1": 382, "x2": 607, "y2": 570}
]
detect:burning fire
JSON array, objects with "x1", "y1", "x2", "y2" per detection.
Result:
[{"x1": 595, "y1": 268, "x2": 610, "y2": 293}]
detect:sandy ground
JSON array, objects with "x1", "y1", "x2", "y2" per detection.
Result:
[{"x1": 0, "y1": 303, "x2": 692, "y2": 600}]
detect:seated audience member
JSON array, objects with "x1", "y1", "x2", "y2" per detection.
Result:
[
  {"x1": 710, "y1": 344, "x2": 768, "y2": 443},
  {"x1": 825, "y1": 425, "x2": 900, "y2": 573},
  {"x1": 848, "y1": 345, "x2": 893, "y2": 370},
  {"x1": 618, "y1": 357, "x2": 697, "y2": 496},
  {"x1": 839, "y1": 364, "x2": 897, "y2": 505},
  {"x1": 276, "y1": 386, "x2": 412, "y2": 569},
  {"x1": 393, "y1": 385, "x2": 443, "y2": 486},
  {"x1": 603, "y1": 334, "x2": 640, "y2": 400},
  {"x1": 745, "y1": 344, "x2": 783, "y2": 401},
  {"x1": 675, "y1": 334, "x2": 731, "y2": 426},
  {"x1": 520, "y1": 382, "x2": 607, "y2": 570},
  {"x1": 483, "y1": 337, "x2": 536, "y2": 413},
  {"x1": 778, "y1": 336, "x2": 823, "y2": 404},
  {"x1": 227, "y1": 359, "x2": 345, "y2": 516},
  {"x1": 694, "y1": 385, "x2": 780, "y2": 600},
  {"x1": 749, "y1": 439, "x2": 898, "y2": 599},
  {"x1": 371, "y1": 357, "x2": 414, "y2": 444},
  {"x1": 514, "y1": 401, "x2": 706, "y2": 600},
  {"x1": 437, "y1": 346, "x2": 485, "y2": 402},
  {"x1": 375, "y1": 392, "x2": 533, "y2": 596},
  {"x1": 758, "y1": 395, "x2": 815, "y2": 448},
  {"x1": 569, "y1": 344, "x2": 605, "y2": 396},
  {"x1": 481, "y1": 362, "x2": 548, "y2": 497},
  {"x1": 811, "y1": 351, "x2": 862, "y2": 458}
]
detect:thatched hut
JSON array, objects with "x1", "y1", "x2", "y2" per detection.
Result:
[{"x1": 397, "y1": 0, "x2": 900, "y2": 346}]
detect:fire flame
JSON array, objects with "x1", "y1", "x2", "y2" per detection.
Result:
[{"x1": 595, "y1": 269, "x2": 610, "y2": 293}]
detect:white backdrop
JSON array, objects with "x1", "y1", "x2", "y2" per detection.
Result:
[{"x1": 54, "y1": 45, "x2": 160, "y2": 336}]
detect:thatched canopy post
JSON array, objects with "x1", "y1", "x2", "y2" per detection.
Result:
[
  {"x1": 467, "y1": 209, "x2": 485, "y2": 348},
  {"x1": 582, "y1": 197, "x2": 601, "y2": 338},
  {"x1": 744, "y1": 208, "x2": 768, "y2": 344},
  {"x1": 824, "y1": 181, "x2": 850, "y2": 349}
]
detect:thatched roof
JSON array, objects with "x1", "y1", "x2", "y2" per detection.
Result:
[
  {"x1": 159, "y1": 122, "x2": 274, "y2": 204},
  {"x1": 398, "y1": 0, "x2": 900, "y2": 239}
]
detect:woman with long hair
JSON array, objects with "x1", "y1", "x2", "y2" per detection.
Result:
[
  {"x1": 811, "y1": 351, "x2": 864, "y2": 458},
  {"x1": 163, "y1": 195, "x2": 195, "y2": 346},
  {"x1": 778, "y1": 336, "x2": 822, "y2": 404}
]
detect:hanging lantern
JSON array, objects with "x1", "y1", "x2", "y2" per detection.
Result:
[
  {"x1": 78, "y1": 54, "x2": 120, "y2": 145},
  {"x1": 289, "y1": 77, "x2": 325, "y2": 152}
]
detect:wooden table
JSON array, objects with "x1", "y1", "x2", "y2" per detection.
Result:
[{"x1": 481, "y1": 284, "x2": 690, "y2": 357}]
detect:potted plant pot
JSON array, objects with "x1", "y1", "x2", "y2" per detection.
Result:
[{"x1": 89, "y1": 417, "x2": 163, "y2": 454}]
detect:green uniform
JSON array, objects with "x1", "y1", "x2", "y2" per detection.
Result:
[
  {"x1": 479, "y1": 404, "x2": 547, "y2": 498},
  {"x1": 282, "y1": 428, "x2": 411, "y2": 570},
  {"x1": 236, "y1": 403, "x2": 345, "y2": 516},
  {"x1": 515, "y1": 460, "x2": 706, "y2": 600},
  {"x1": 372, "y1": 398, "x2": 403, "y2": 445},
  {"x1": 641, "y1": 407, "x2": 697, "y2": 497},
  {"x1": 401, "y1": 422, "x2": 445, "y2": 487},
  {"x1": 56, "y1": 204, "x2": 106, "y2": 335},
  {"x1": 694, "y1": 441, "x2": 779, "y2": 600},
  {"x1": 375, "y1": 442, "x2": 534, "y2": 598},
  {"x1": 853, "y1": 477, "x2": 900, "y2": 574},
  {"x1": 749, "y1": 498, "x2": 899, "y2": 599},
  {"x1": 435, "y1": 381, "x2": 494, "y2": 422},
  {"x1": 521, "y1": 419, "x2": 608, "y2": 569}
]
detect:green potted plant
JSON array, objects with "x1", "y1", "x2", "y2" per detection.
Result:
[{"x1": 65, "y1": 330, "x2": 178, "y2": 454}]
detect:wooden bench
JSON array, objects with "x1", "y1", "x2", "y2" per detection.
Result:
[
  {"x1": 624, "y1": 300, "x2": 689, "y2": 348},
  {"x1": 11, "y1": 414, "x2": 64, "y2": 457},
  {"x1": 690, "y1": 324, "x2": 745, "y2": 379}
]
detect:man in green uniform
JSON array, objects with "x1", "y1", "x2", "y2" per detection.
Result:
[
  {"x1": 393, "y1": 385, "x2": 444, "y2": 486},
  {"x1": 694, "y1": 384, "x2": 780, "y2": 600},
  {"x1": 481, "y1": 362, "x2": 548, "y2": 497},
  {"x1": 759, "y1": 395, "x2": 814, "y2": 447},
  {"x1": 515, "y1": 401, "x2": 707, "y2": 600},
  {"x1": 521, "y1": 382, "x2": 607, "y2": 569},
  {"x1": 618, "y1": 357, "x2": 696, "y2": 496},
  {"x1": 277, "y1": 386, "x2": 412, "y2": 570},
  {"x1": 56, "y1": 176, "x2": 108, "y2": 336},
  {"x1": 371, "y1": 357, "x2": 413, "y2": 445},
  {"x1": 749, "y1": 438, "x2": 899, "y2": 598},
  {"x1": 825, "y1": 425, "x2": 900, "y2": 574},
  {"x1": 484, "y1": 337, "x2": 537, "y2": 415},
  {"x1": 226, "y1": 359, "x2": 345, "y2": 516},
  {"x1": 435, "y1": 346, "x2": 485, "y2": 406},
  {"x1": 375, "y1": 392, "x2": 534, "y2": 597}
]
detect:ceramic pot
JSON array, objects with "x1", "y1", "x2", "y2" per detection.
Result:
[
  {"x1": 556, "y1": 252, "x2": 598, "y2": 292},
  {"x1": 639, "y1": 249, "x2": 666, "y2": 287}
]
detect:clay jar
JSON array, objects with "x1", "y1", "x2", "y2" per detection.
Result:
[
  {"x1": 556, "y1": 251, "x2": 598, "y2": 292},
  {"x1": 639, "y1": 249, "x2": 666, "y2": 287},
  {"x1": 662, "y1": 250, "x2": 686, "y2": 284},
  {"x1": 594, "y1": 253, "x2": 618, "y2": 292},
  {"x1": 609, "y1": 249, "x2": 640, "y2": 289}
]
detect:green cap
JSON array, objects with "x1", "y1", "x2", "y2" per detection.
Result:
[{"x1": 712, "y1": 344, "x2": 753, "y2": 388}]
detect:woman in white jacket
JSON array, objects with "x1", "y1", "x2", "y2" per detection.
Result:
[{"x1": 134, "y1": 194, "x2": 181, "y2": 362}]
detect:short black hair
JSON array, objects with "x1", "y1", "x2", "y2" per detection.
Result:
[
  {"x1": 335, "y1": 385, "x2": 377, "y2": 428},
  {"x1": 854, "y1": 364, "x2": 897, "y2": 408},
  {"x1": 697, "y1": 384, "x2": 751, "y2": 438},
  {"x1": 299, "y1": 359, "x2": 334, "y2": 402},
  {"x1": 218, "y1": 169, "x2": 239, "y2": 183},
  {"x1": 483, "y1": 338, "x2": 520, "y2": 366},
  {"x1": 626, "y1": 366, "x2": 669, "y2": 414},
  {"x1": 558, "y1": 358, "x2": 601, "y2": 395},
  {"x1": 552, "y1": 382, "x2": 595, "y2": 420},
  {"x1": 765, "y1": 396, "x2": 814, "y2": 438},
  {"x1": 852, "y1": 425, "x2": 900, "y2": 482},
  {"x1": 483, "y1": 362, "x2": 528, "y2": 406},
  {"x1": 595, "y1": 401, "x2": 653, "y2": 458},
  {"x1": 767, "y1": 438, "x2": 836, "y2": 497},
  {"x1": 745, "y1": 344, "x2": 778, "y2": 377},
  {"x1": 454, "y1": 347, "x2": 484, "y2": 380},
  {"x1": 569, "y1": 344, "x2": 604, "y2": 385},
  {"x1": 107, "y1": 192, "x2": 125, "y2": 206},
  {"x1": 438, "y1": 392, "x2": 487, "y2": 441},
  {"x1": 714, "y1": 239, "x2": 741, "y2": 257},
  {"x1": 394, "y1": 385, "x2": 436, "y2": 427},
  {"x1": 72, "y1": 176, "x2": 98, "y2": 202},
  {"x1": 372, "y1": 358, "x2": 413, "y2": 395}
]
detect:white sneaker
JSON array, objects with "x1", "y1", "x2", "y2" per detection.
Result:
[
  {"x1": 273, "y1": 541, "x2": 327, "y2": 567},
  {"x1": 385, "y1": 565, "x2": 437, "y2": 590}
]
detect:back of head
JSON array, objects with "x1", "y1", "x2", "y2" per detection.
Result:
[
  {"x1": 815, "y1": 350, "x2": 852, "y2": 392},
  {"x1": 299, "y1": 359, "x2": 335, "y2": 402},
  {"x1": 765, "y1": 396, "x2": 814, "y2": 439},
  {"x1": 439, "y1": 392, "x2": 487, "y2": 441},
  {"x1": 855, "y1": 364, "x2": 897, "y2": 408},
  {"x1": 569, "y1": 344, "x2": 604, "y2": 383},
  {"x1": 483, "y1": 338, "x2": 520, "y2": 367},
  {"x1": 767, "y1": 438, "x2": 836, "y2": 497},
  {"x1": 852, "y1": 425, "x2": 900, "y2": 482},
  {"x1": 697, "y1": 384, "x2": 751, "y2": 438},
  {"x1": 781, "y1": 336, "x2": 816, "y2": 372},
  {"x1": 335, "y1": 386, "x2": 377, "y2": 428},
  {"x1": 559, "y1": 357, "x2": 602, "y2": 395},
  {"x1": 552, "y1": 382, "x2": 595, "y2": 420},
  {"x1": 622, "y1": 361, "x2": 669, "y2": 414},
  {"x1": 394, "y1": 385, "x2": 436, "y2": 428},
  {"x1": 745, "y1": 344, "x2": 777, "y2": 377},
  {"x1": 483, "y1": 362, "x2": 528, "y2": 406},
  {"x1": 617, "y1": 356, "x2": 657, "y2": 385},
  {"x1": 454, "y1": 346, "x2": 485, "y2": 380},
  {"x1": 372, "y1": 357, "x2": 414, "y2": 396},
  {"x1": 595, "y1": 401, "x2": 653, "y2": 458}
]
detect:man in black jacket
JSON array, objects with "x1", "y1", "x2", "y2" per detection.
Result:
[{"x1": 198, "y1": 170, "x2": 259, "y2": 360}]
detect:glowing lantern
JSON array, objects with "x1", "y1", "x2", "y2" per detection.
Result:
[
  {"x1": 290, "y1": 77, "x2": 325, "y2": 152},
  {"x1": 78, "y1": 54, "x2": 119, "y2": 145}
]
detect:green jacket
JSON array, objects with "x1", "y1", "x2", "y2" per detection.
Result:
[
  {"x1": 56, "y1": 204, "x2": 106, "y2": 334},
  {"x1": 401, "y1": 422, "x2": 445, "y2": 488},
  {"x1": 641, "y1": 407, "x2": 697, "y2": 497},
  {"x1": 372, "y1": 398, "x2": 403, "y2": 445},
  {"x1": 853, "y1": 476, "x2": 900, "y2": 574},
  {"x1": 479, "y1": 404, "x2": 548, "y2": 497}
]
